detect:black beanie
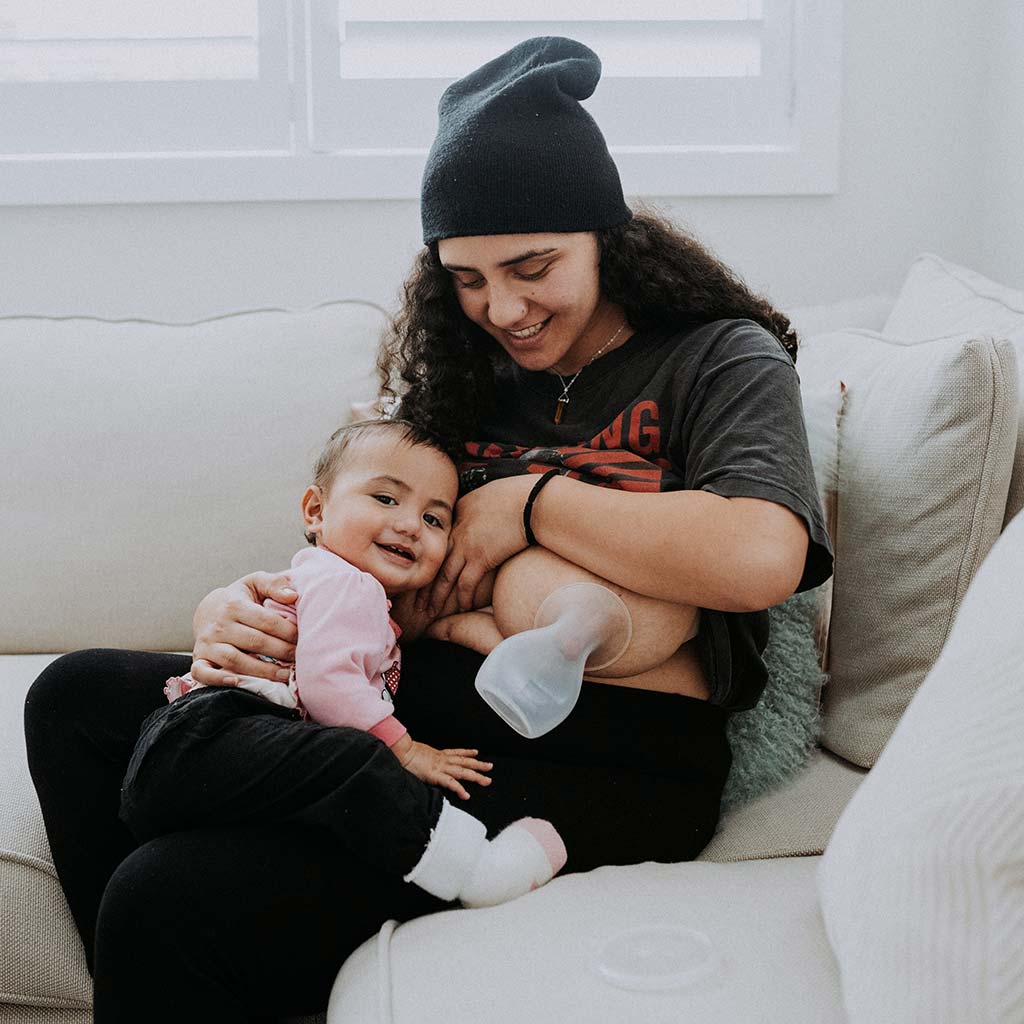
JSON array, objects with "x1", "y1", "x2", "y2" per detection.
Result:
[{"x1": 421, "y1": 37, "x2": 632, "y2": 244}]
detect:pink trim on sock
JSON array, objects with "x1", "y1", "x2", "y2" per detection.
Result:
[{"x1": 515, "y1": 818, "x2": 568, "y2": 875}]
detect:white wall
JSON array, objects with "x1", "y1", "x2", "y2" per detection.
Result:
[
  {"x1": 0, "y1": 0, "x2": 1009, "y2": 321},
  {"x1": 660, "y1": 0, "x2": 988, "y2": 305},
  {"x1": 979, "y1": 0, "x2": 1024, "y2": 288}
]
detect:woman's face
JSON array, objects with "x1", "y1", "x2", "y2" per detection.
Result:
[{"x1": 437, "y1": 231, "x2": 620, "y2": 375}]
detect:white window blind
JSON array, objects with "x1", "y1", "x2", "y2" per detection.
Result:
[
  {"x1": 0, "y1": 0, "x2": 841, "y2": 204},
  {"x1": 0, "y1": 0, "x2": 291, "y2": 159}
]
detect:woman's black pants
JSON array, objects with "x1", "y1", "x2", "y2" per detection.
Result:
[{"x1": 23, "y1": 643, "x2": 731, "y2": 1023}]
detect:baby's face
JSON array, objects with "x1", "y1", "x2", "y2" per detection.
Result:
[{"x1": 304, "y1": 435, "x2": 458, "y2": 596}]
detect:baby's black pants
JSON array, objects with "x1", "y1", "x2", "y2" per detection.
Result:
[{"x1": 119, "y1": 685, "x2": 445, "y2": 876}]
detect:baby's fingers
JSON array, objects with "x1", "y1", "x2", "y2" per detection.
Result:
[
  {"x1": 444, "y1": 751, "x2": 493, "y2": 774},
  {"x1": 439, "y1": 775, "x2": 472, "y2": 801},
  {"x1": 443, "y1": 762, "x2": 493, "y2": 788},
  {"x1": 442, "y1": 748, "x2": 491, "y2": 763}
]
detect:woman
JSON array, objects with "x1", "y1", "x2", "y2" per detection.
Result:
[{"x1": 24, "y1": 36, "x2": 832, "y2": 1022}]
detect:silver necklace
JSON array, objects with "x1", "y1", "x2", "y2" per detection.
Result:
[{"x1": 553, "y1": 322, "x2": 626, "y2": 424}]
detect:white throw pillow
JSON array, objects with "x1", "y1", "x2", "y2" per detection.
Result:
[
  {"x1": 884, "y1": 252, "x2": 1024, "y2": 340},
  {"x1": 796, "y1": 329, "x2": 1018, "y2": 767},
  {"x1": 816, "y1": 507, "x2": 1024, "y2": 1024},
  {"x1": 884, "y1": 253, "x2": 1024, "y2": 526}
]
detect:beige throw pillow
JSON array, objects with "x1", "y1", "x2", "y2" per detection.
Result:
[
  {"x1": 796, "y1": 329, "x2": 1018, "y2": 767},
  {"x1": 883, "y1": 253, "x2": 1024, "y2": 526}
]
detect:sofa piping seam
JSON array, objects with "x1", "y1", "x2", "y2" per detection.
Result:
[
  {"x1": 0, "y1": 991, "x2": 90, "y2": 1010},
  {"x1": 0, "y1": 297, "x2": 391, "y2": 328},
  {"x1": 0, "y1": 848, "x2": 58, "y2": 877},
  {"x1": 945, "y1": 340, "x2": 1010, "y2": 641}
]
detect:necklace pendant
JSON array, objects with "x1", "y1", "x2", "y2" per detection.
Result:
[{"x1": 554, "y1": 397, "x2": 568, "y2": 424}]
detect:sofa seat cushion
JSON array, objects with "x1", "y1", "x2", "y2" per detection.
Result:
[
  {"x1": 1, "y1": 656, "x2": 91, "y2": 1012},
  {"x1": 328, "y1": 856, "x2": 843, "y2": 1024},
  {"x1": 699, "y1": 747, "x2": 866, "y2": 862}
]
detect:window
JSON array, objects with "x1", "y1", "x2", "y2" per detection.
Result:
[{"x1": 0, "y1": 0, "x2": 841, "y2": 205}]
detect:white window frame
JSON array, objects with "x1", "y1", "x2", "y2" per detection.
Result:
[{"x1": 0, "y1": 0, "x2": 841, "y2": 206}]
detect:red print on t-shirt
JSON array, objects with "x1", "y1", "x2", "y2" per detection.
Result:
[{"x1": 462, "y1": 401, "x2": 676, "y2": 493}]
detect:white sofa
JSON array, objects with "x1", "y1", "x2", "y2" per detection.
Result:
[{"x1": 3, "y1": 255, "x2": 1023, "y2": 1023}]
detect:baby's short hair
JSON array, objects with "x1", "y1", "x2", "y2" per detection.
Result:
[{"x1": 304, "y1": 419, "x2": 455, "y2": 544}]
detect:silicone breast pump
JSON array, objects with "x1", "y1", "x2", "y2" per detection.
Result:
[{"x1": 474, "y1": 583, "x2": 633, "y2": 738}]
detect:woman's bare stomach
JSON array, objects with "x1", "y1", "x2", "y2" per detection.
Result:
[{"x1": 419, "y1": 548, "x2": 713, "y2": 703}]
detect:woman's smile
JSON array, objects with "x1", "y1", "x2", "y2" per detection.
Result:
[
  {"x1": 506, "y1": 316, "x2": 552, "y2": 340},
  {"x1": 503, "y1": 315, "x2": 553, "y2": 351}
]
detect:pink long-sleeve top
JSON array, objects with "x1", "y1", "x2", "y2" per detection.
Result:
[{"x1": 167, "y1": 546, "x2": 407, "y2": 747}]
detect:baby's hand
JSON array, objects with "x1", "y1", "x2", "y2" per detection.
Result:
[
  {"x1": 393, "y1": 737, "x2": 493, "y2": 801},
  {"x1": 424, "y1": 609, "x2": 504, "y2": 656}
]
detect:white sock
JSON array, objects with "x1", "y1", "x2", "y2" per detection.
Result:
[
  {"x1": 459, "y1": 817, "x2": 568, "y2": 908},
  {"x1": 404, "y1": 802, "x2": 567, "y2": 907},
  {"x1": 403, "y1": 800, "x2": 488, "y2": 902}
]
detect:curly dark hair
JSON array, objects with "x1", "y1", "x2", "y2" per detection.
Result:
[{"x1": 378, "y1": 207, "x2": 797, "y2": 444}]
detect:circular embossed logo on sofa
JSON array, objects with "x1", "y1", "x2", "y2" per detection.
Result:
[{"x1": 592, "y1": 925, "x2": 720, "y2": 991}]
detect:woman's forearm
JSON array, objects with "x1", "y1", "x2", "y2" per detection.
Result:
[{"x1": 529, "y1": 476, "x2": 807, "y2": 612}]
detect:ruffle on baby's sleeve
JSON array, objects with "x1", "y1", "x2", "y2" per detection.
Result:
[{"x1": 163, "y1": 674, "x2": 198, "y2": 702}]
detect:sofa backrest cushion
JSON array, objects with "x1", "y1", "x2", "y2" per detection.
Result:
[
  {"x1": 883, "y1": 253, "x2": 1024, "y2": 527},
  {"x1": 816, "y1": 503, "x2": 1024, "y2": 1023},
  {"x1": 1, "y1": 301, "x2": 386, "y2": 654},
  {"x1": 796, "y1": 329, "x2": 1018, "y2": 767}
]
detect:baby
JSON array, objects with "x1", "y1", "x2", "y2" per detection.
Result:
[{"x1": 119, "y1": 419, "x2": 567, "y2": 908}]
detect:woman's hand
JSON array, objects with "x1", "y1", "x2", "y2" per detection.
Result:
[
  {"x1": 191, "y1": 571, "x2": 299, "y2": 686},
  {"x1": 419, "y1": 475, "x2": 535, "y2": 615},
  {"x1": 391, "y1": 735, "x2": 493, "y2": 801}
]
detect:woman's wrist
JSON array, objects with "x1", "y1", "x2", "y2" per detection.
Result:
[{"x1": 522, "y1": 469, "x2": 562, "y2": 545}]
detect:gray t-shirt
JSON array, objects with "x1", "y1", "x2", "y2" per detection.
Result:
[{"x1": 461, "y1": 317, "x2": 834, "y2": 711}]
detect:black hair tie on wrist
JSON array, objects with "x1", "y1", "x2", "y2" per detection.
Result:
[{"x1": 523, "y1": 469, "x2": 562, "y2": 546}]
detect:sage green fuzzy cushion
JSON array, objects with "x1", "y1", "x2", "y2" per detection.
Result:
[{"x1": 722, "y1": 589, "x2": 827, "y2": 810}]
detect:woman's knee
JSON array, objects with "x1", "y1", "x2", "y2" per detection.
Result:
[
  {"x1": 27, "y1": 647, "x2": 178, "y2": 713},
  {"x1": 27, "y1": 649, "x2": 109, "y2": 712},
  {"x1": 25, "y1": 648, "x2": 184, "y2": 778},
  {"x1": 24, "y1": 649, "x2": 114, "y2": 751}
]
